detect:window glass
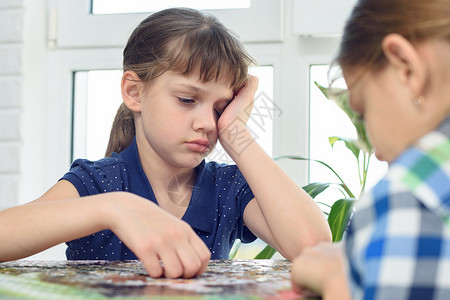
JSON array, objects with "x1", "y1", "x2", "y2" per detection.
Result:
[
  {"x1": 72, "y1": 66, "x2": 273, "y2": 163},
  {"x1": 309, "y1": 65, "x2": 388, "y2": 209},
  {"x1": 72, "y1": 70, "x2": 123, "y2": 161},
  {"x1": 91, "y1": 0, "x2": 251, "y2": 14}
]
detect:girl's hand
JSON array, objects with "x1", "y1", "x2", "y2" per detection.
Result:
[
  {"x1": 106, "y1": 192, "x2": 211, "y2": 279},
  {"x1": 291, "y1": 242, "x2": 351, "y2": 300},
  {"x1": 217, "y1": 75, "x2": 259, "y2": 133}
]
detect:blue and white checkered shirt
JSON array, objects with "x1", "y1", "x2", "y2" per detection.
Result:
[{"x1": 345, "y1": 117, "x2": 450, "y2": 300}]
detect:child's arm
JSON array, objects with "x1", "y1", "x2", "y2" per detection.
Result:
[
  {"x1": 0, "y1": 180, "x2": 210, "y2": 278},
  {"x1": 218, "y1": 76, "x2": 331, "y2": 260}
]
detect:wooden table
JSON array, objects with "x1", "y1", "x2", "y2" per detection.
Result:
[{"x1": 0, "y1": 259, "x2": 316, "y2": 299}]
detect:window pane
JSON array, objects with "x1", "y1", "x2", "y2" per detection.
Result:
[
  {"x1": 309, "y1": 65, "x2": 388, "y2": 209},
  {"x1": 92, "y1": 0, "x2": 251, "y2": 15},
  {"x1": 72, "y1": 66, "x2": 273, "y2": 163},
  {"x1": 72, "y1": 70, "x2": 123, "y2": 161}
]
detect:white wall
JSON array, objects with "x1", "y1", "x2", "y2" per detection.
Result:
[
  {"x1": 0, "y1": 0, "x2": 66, "y2": 259},
  {"x1": 20, "y1": 0, "x2": 57, "y2": 206},
  {"x1": 0, "y1": 0, "x2": 24, "y2": 210},
  {"x1": 0, "y1": 0, "x2": 50, "y2": 207}
]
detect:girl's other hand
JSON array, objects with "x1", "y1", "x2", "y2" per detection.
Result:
[
  {"x1": 291, "y1": 242, "x2": 351, "y2": 300},
  {"x1": 217, "y1": 75, "x2": 259, "y2": 133},
  {"x1": 105, "y1": 192, "x2": 211, "y2": 279}
]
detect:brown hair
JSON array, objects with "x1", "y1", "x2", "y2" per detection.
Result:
[
  {"x1": 336, "y1": 0, "x2": 450, "y2": 73},
  {"x1": 105, "y1": 7, "x2": 255, "y2": 157}
]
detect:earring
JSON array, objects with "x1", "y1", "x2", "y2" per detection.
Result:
[{"x1": 413, "y1": 96, "x2": 425, "y2": 107}]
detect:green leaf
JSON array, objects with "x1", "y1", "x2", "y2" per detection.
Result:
[
  {"x1": 328, "y1": 198, "x2": 355, "y2": 242},
  {"x1": 344, "y1": 140, "x2": 361, "y2": 160},
  {"x1": 254, "y1": 245, "x2": 277, "y2": 259},
  {"x1": 303, "y1": 182, "x2": 333, "y2": 199},
  {"x1": 329, "y1": 136, "x2": 361, "y2": 161},
  {"x1": 328, "y1": 136, "x2": 340, "y2": 147},
  {"x1": 315, "y1": 82, "x2": 373, "y2": 155}
]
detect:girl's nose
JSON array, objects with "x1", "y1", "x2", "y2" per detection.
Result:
[{"x1": 193, "y1": 108, "x2": 217, "y2": 132}]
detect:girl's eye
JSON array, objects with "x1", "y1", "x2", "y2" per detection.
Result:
[{"x1": 178, "y1": 98, "x2": 195, "y2": 105}]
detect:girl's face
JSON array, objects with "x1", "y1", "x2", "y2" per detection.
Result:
[
  {"x1": 137, "y1": 70, "x2": 234, "y2": 169},
  {"x1": 344, "y1": 66, "x2": 425, "y2": 163}
]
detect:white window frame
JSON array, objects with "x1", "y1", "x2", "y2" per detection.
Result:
[
  {"x1": 293, "y1": 0, "x2": 357, "y2": 37},
  {"x1": 52, "y1": 0, "x2": 284, "y2": 48}
]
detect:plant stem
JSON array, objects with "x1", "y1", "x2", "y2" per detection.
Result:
[
  {"x1": 315, "y1": 201, "x2": 332, "y2": 208},
  {"x1": 357, "y1": 154, "x2": 362, "y2": 187},
  {"x1": 360, "y1": 153, "x2": 370, "y2": 196}
]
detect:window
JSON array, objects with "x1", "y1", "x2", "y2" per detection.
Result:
[
  {"x1": 92, "y1": 0, "x2": 250, "y2": 14},
  {"x1": 55, "y1": 1, "x2": 283, "y2": 48},
  {"x1": 72, "y1": 70, "x2": 123, "y2": 161}
]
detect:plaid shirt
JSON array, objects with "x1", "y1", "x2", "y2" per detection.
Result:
[{"x1": 345, "y1": 117, "x2": 450, "y2": 300}]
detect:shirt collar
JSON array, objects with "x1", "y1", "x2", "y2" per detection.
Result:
[
  {"x1": 395, "y1": 117, "x2": 450, "y2": 221},
  {"x1": 119, "y1": 138, "x2": 157, "y2": 203}
]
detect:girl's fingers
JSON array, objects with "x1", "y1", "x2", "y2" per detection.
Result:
[
  {"x1": 194, "y1": 239, "x2": 211, "y2": 276},
  {"x1": 235, "y1": 76, "x2": 258, "y2": 104},
  {"x1": 140, "y1": 254, "x2": 164, "y2": 278},
  {"x1": 158, "y1": 248, "x2": 184, "y2": 279},
  {"x1": 171, "y1": 233, "x2": 210, "y2": 278},
  {"x1": 218, "y1": 75, "x2": 259, "y2": 130},
  {"x1": 244, "y1": 75, "x2": 259, "y2": 95},
  {"x1": 111, "y1": 196, "x2": 211, "y2": 279},
  {"x1": 188, "y1": 234, "x2": 211, "y2": 276},
  {"x1": 175, "y1": 243, "x2": 204, "y2": 278},
  {"x1": 159, "y1": 236, "x2": 209, "y2": 279}
]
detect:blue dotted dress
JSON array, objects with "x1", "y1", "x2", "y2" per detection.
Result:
[{"x1": 61, "y1": 138, "x2": 256, "y2": 260}]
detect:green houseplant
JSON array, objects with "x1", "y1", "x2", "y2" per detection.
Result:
[
  {"x1": 294, "y1": 81, "x2": 374, "y2": 242},
  {"x1": 230, "y1": 81, "x2": 374, "y2": 259}
]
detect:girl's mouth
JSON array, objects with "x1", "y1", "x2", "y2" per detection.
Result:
[{"x1": 185, "y1": 139, "x2": 210, "y2": 153}]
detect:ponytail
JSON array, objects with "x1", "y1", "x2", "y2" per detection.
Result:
[{"x1": 105, "y1": 103, "x2": 135, "y2": 157}]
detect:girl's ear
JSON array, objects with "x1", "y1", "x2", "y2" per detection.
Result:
[
  {"x1": 121, "y1": 70, "x2": 142, "y2": 112},
  {"x1": 381, "y1": 33, "x2": 426, "y2": 96}
]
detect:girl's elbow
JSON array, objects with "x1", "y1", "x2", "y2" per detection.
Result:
[
  {"x1": 316, "y1": 226, "x2": 333, "y2": 244},
  {"x1": 307, "y1": 220, "x2": 333, "y2": 244},
  {"x1": 287, "y1": 229, "x2": 333, "y2": 260},
  {"x1": 308, "y1": 227, "x2": 333, "y2": 247}
]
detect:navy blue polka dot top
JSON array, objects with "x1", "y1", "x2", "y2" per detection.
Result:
[{"x1": 61, "y1": 138, "x2": 256, "y2": 260}]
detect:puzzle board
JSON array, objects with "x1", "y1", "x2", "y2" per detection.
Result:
[{"x1": 0, "y1": 259, "x2": 314, "y2": 299}]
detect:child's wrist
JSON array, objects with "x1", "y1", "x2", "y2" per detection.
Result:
[
  {"x1": 97, "y1": 192, "x2": 129, "y2": 231},
  {"x1": 218, "y1": 118, "x2": 254, "y2": 158}
]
